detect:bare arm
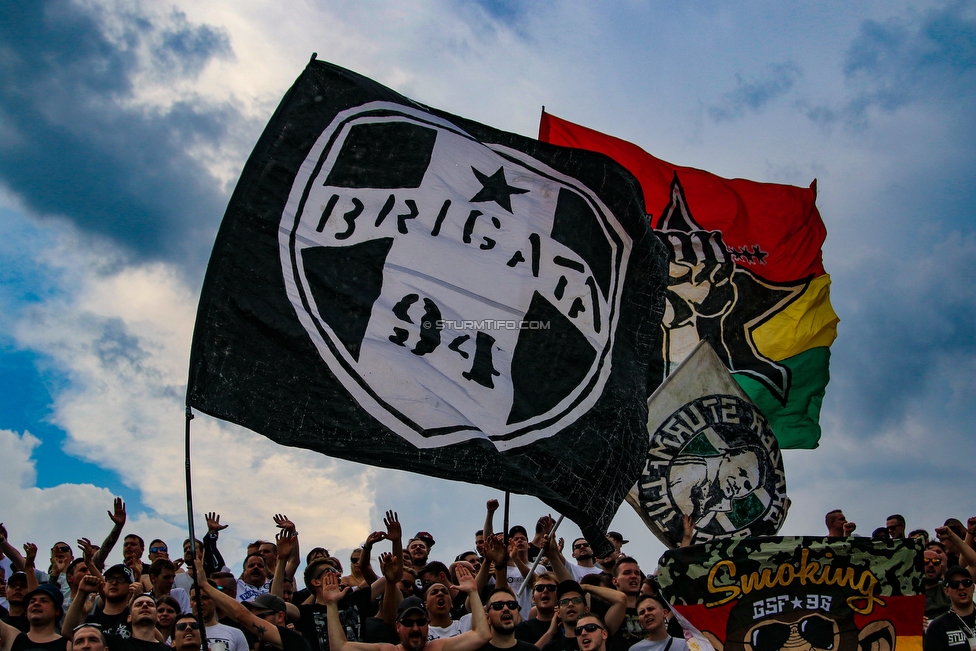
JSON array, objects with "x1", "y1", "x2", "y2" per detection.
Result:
[
  {"x1": 679, "y1": 515, "x2": 696, "y2": 548},
  {"x1": 196, "y1": 559, "x2": 284, "y2": 649},
  {"x1": 0, "y1": 524, "x2": 26, "y2": 572},
  {"x1": 0, "y1": 618, "x2": 22, "y2": 651},
  {"x1": 378, "y1": 551, "x2": 401, "y2": 626},
  {"x1": 938, "y1": 527, "x2": 976, "y2": 578},
  {"x1": 93, "y1": 498, "x2": 126, "y2": 571},
  {"x1": 436, "y1": 566, "x2": 490, "y2": 651},
  {"x1": 22, "y1": 544, "x2": 39, "y2": 592},
  {"x1": 582, "y1": 584, "x2": 627, "y2": 635},
  {"x1": 320, "y1": 572, "x2": 393, "y2": 651},
  {"x1": 483, "y1": 534, "x2": 508, "y2": 589},
  {"x1": 77, "y1": 538, "x2": 104, "y2": 583},
  {"x1": 543, "y1": 534, "x2": 573, "y2": 583},
  {"x1": 360, "y1": 531, "x2": 385, "y2": 586},
  {"x1": 273, "y1": 514, "x2": 301, "y2": 580},
  {"x1": 62, "y1": 574, "x2": 103, "y2": 636},
  {"x1": 482, "y1": 499, "x2": 498, "y2": 541},
  {"x1": 270, "y1": 530, "x2": 297, "y2": 598}
]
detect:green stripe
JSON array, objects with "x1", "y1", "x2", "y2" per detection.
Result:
[{"x1": 733, "y1": 347, "x2": 830, "y2": 450}]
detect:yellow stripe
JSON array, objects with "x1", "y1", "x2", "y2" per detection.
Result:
[
  {"x1": 753, "y1": 274, "x2": 839, "y2": 361},
  {"x1": 897, "y1": 635, "x2": 922, "y2": 651}
]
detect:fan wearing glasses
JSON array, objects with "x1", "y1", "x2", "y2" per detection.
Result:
[
  {"x1": 923, "y1": 550, "x2": 951, "y2": 621},
  {"x1": 923, "y1": 566, "x2": 976, "y2": 651},
  {"x1": 481, "y1": 588, "x2": 536, "y2": 651}
]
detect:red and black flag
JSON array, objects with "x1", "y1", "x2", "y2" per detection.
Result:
[{"x1": 186, "y1": 59, "x2": 669, "y2": 551}]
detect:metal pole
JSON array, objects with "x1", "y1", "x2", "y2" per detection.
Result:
[
  {"x1": 516, "y1": 514, "x2": 564, "y2": 597},
  {"x1": 183, "y1": 407, "x2": 207, "y2": 651}
]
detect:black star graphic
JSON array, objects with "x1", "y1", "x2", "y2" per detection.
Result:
[{"x1": 469, "y1": 166, "x2": 528, "y2": 213}]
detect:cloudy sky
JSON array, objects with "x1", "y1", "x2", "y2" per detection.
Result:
[{"x1": 1, "y1": 0, "x2": 974, "y2": 577}]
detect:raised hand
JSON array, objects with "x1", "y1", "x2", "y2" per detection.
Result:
[
  {"x1": 383, "y1": 510, "x2": 401, "y2": 540},
  {"x1": 486, "y1": 499, "x2": 499, "y2": 514},
  {"x1": 108, "y1": 498, "x2": 126, "y2": 527},
  {"x1": 317, "y1": 568, "x2": 349, "y2": 604},
  {"x1": 455, "y1": 564, "x2": 477, "y2": 593},
  {"x1": 273, "y1": 514, "x2": 297, "y2": 534},
  {"x1": 968, "y1": 517, "x2": 976, "y2": 536},
  {"x1": 124, "y1": 556, "x2": 142, "y2": 581},
  {"x1": 380, "y1": 551, "x2": 402, "y2": 583},
  {"x1": 364, "y1": 531, "x2": 386, "y2": 550},
  {"x1": 23, "y1": 543, "x2": 37, "y2": 567},
  {"x1": 276, "y1": 530, "x2": 297, "y2": 559},
  {"x1": 79, "y1": 574, "x2": 104, "y2": 595},
  {"x1": 484, "y1": 534, "x2": 506, "y2": 566},
  {"x1": 843, "y1": 521, "x2": 857, "y2": 536},
  {"x1": 206, "y1": 512, "x2": 228, "y2": 535},
  {"x1": 77, "y1": 538, "x2": 96, "y2": 564}
]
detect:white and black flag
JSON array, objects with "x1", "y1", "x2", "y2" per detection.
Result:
[{"x1": 186, "y1": 59, "x2": 669, "y2": 550}]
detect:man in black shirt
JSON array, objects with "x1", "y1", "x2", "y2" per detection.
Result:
[
  {"x1": 194, "y1": 559, "x2": 311, "y2": 651},
  {"x1": 1, "y1": 573, "x2": 29, "y2": 633},
  {"x1": 0, "y1": 583, "x2": 66, "y2": 651},
  {"x1": 83, "y1": 565, "x2": 135, "y2": 638},
  {"x1": 479, "y1": 588, "x2": 536, "y2": 651},
  {"x1": 924, "y1": 566, "x2": 976, "y2": 651}
]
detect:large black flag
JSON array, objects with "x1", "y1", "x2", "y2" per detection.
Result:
[{"x1": 186, "y1": 59, "x2": 668, "y2": 551}]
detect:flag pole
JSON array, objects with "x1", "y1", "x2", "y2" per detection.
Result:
[
  {"x1": 183, "y1": 406, "x2": 206, "y2": 651},
  {"x1": 502, "y1": 490, "x2": 511, "y2": 569},
  {"x1": 516, "y1": 514, "x2": 563, "y2": 598}
]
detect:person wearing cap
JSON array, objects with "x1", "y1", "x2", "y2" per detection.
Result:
[
  {"x1": 407, "y1": 540, "x2": 430, "y2": 570},
  {"x1": 0, "y1": 582, "x2": 66, "y2": 651},
  {"x1": 629, "y1": 594, "x2": 687, "y2": 651},
  {"x1": 84, "y1": 564, "x2": 136, "y2": 638},
  {"x1": 185, "y1": 581, "x2": 249, "y2": 651},
  {"x1": 1, "y1": 573, "x2": 29, "y2": 633},
  {"x1": 480, "y1": 587, "x2": 536, "y2": 651},
  {"x1": 606, "y1": 534, "x2": 628, "y2": 556},
  {"x1": 923, "y1": 565, "x2": 976, "y2": 651},
  {"x1": 192, "y1": 558, "x2": 310, "y2": 651},
  {"x1": 319, "y1": 564, "x2": 489, "y2": 651}
]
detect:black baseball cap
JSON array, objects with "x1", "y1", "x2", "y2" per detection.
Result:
[
  {"x1": 103, "y1": 564, "x2": 135, "y2": 583},
  {"x1": 556, "y1": 580, "x2": 584, "y2": 600},
  {"x1": 944, "y1": 566, "x2": 972, "y2": 583},
  {"x1": 396, "y1": 596, "x2": 427, "y2": 620}
]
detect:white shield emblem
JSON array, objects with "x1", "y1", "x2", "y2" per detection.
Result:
[{"x1": 280, "y1": 102, "x2": 632, "y2": 450}]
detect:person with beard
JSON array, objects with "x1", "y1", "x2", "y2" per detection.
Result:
[
  {"x1": 564, "y1": 542, "x2": 603, "y2": 584},
  {"x1": 407, "y1": 541, "x2": 430, "y2": 571},
  {"x1": 84, "y1": 565, "x2": 136, "y2": 638},
  {"x1": 319, "y1": 566, "x2": 488, "y2": 651},
  {"x1": 0, "y1": 583, "x2": 66, "y2": 651},
  {"x1": 191, "y1": 559, "x2": 310, "y2": 651},
  {"x1": 514, "y1": 574, "x2": 557, "y2": 645},
  {"x1": 62, "y1": 577, "x2": 165, "y2": 651},
  {"x1": 187, "y1": 582, "x2": 249, "y2": 651},
  {"x1": 479, "y1": 588, "x2": 535, "y2": 651},
  {"x1": 629, "y1": 595, "x2": 687, "y2": 651},
  {"x1": 2, "y1": 573, "x2": 29, "y2": 633},
  {"x1": 924, "y1": 566, "x2": 976, "y2": 651},
  {"x1": 924, "y1": 550, "x2": 952, "y2": 622}
]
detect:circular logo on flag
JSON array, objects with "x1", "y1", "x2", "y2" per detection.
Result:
[
  {"x1": 637, "y1": 394, "x2": 787, "y2": 545},
  {"x1": 279, "y1": 102, "x2": 632, "y2": 450}
]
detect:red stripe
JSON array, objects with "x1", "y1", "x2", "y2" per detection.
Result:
[{"x1": 540, "y1": 112, "x2": 827, "y2": 283}]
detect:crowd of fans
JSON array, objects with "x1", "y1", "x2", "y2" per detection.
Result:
[{"x1": 1, "y1": 501, "x2": 974, "y2": 651}]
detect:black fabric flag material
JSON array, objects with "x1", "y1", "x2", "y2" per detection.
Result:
[{"x1": 186, "y1": 59, "x2": 668, "y2": 550}]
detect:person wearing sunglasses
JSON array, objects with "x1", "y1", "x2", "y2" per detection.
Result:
[
  {"x1": 924, "y1": 565, "x2": 976, "y2": 651},
  {"x1": 923, "y1": 550, "x2": 951, "y2": 621},
  {"x1": 320, "y1": 565, "x2": 488, "y2": 651},
  {"x1": 630, "y1": 594, "x2": 687, "y2": 651},
  {"x1": 574, "y1": 615, "x2": 609, "y2": 651},
  {"x1": 171, "y1": 614, "x2": 204, "y2": 651},
  {"x1": 481, "y1": 588, "x2": 536, "y2": 651},
  {"x1": 513, "y1": 575, "x2": 558, "y2": 645}
]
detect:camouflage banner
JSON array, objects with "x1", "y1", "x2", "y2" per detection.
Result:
[{"x1": 658, "y1": 537, "x2": 924, "y2": 651}]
